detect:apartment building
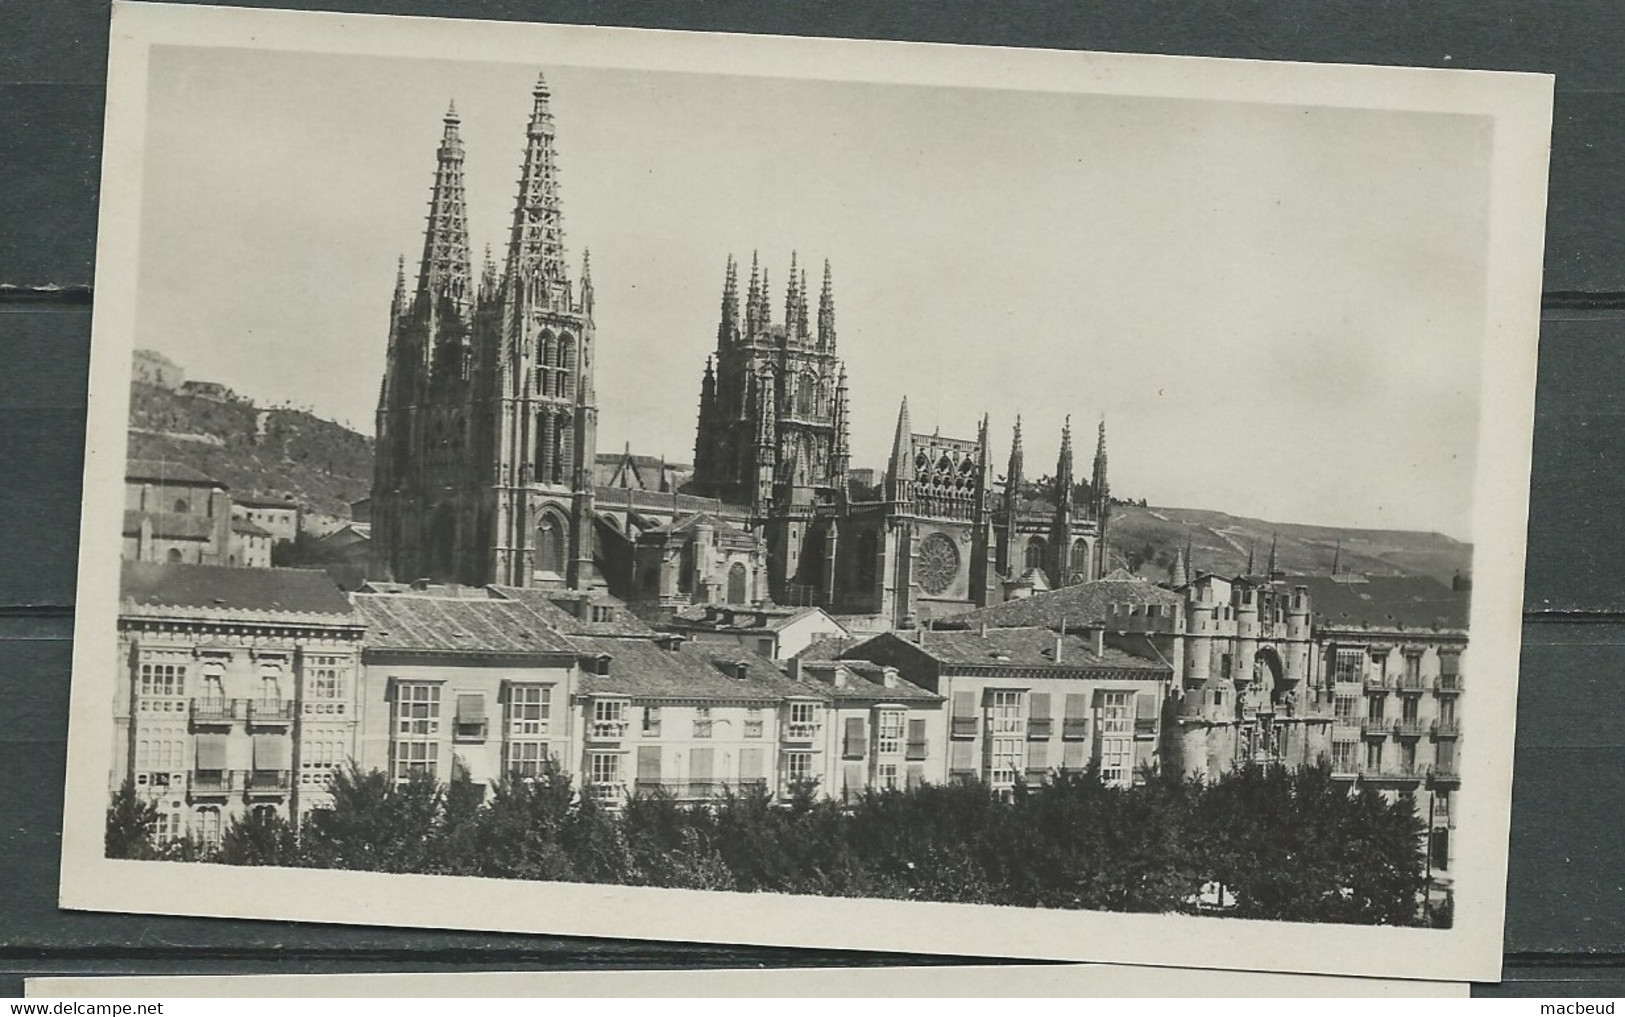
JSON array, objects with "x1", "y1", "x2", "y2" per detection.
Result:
[
  {"x1": 842, "y1": 626, "x2": 1173, "y2": 790},
  {"x1": 114, "y1": 561, "x2": 364, "y2": 846},
  {"x1": 788, "y1": 656, "x2": 945, "y2": 797},
  {"x1": 350, "y1": 589, "x2": 579, "y2": 787}
]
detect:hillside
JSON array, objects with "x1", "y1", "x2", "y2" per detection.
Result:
[
  {"x1": 1105, "y1": 504, "x2": 1472, "y2": 586},
  {"x1": 127, "y1": 381, "x2": 373, "y2": 518}
]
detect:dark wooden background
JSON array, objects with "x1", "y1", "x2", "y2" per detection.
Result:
[{"x1": 4, "y1": 1, "x2": 1622, "y2": 997}]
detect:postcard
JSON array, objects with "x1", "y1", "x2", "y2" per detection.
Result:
[{"x1": 61, "y1": 1, "x2": 1552, "y2": 982}]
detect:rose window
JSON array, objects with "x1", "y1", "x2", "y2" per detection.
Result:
[{"x1": 917, "y1": 532, "x2": 960, "y2": 595}]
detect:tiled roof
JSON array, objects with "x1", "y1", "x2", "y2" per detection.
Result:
[
  {"x1": 894, "y1": 626, "x2": 1169, "y2": 674},
  {"x1": 234, "y1": 497, "x2": 300, "y2": 510},
  {"x1": 352, "y1": 593, "x2": 577, "y2": 654},
  {"x1": 574, "y1": 636, "x2": 814, "y2": 702},
  {"x1": 792, "y1": 633, "x2": 879, "y2": 663},
  {"x1": 795, "y1": 660, "x2": 942, "y2": 703},
  {"x1": 946, "y1": 576, "x2": 1180, "y2": 630},
  {"x1": 230, "y1": 518, "x2": 273, "y2": 537},
  {"x1": 122, "y1": 510, "x2": 215, "y2": 540},
  {"x1": 640, "y1": 511, "x2": 753, "y2": 538},
  {"x1": 121, "y1": 561, "x2": 353, "y2": 619},
  {"x1": 488, "y1": 586, "x2": 656, "y2": 637},
  {"x1": 125, "y1": 459, "x2": 222, "y2": 486},
  {"x1": 667, "y1": 604, "x2": 837, "y2": 634},
  {"x1": 1287, "y1": 574, "x2": 1470, "y2": 632}
]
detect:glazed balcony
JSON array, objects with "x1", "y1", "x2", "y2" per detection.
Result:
[
  {"x1": 585, "y1": 720, "x2": 629, "y2": 742},
  {"x1": 783, "y1": 720, "x2": 822, "y2": 743}
]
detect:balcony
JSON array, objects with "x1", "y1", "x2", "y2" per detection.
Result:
[
  {"x1": 1392, "y1": 718, "x2": 1428, "y2": 738},
  {"x1": 1364, "y1": 674, "x2": 1392, "y2": 692},
  {"x1": 1360, "y1": 717, "x2": 1390, "y2": 737},
  {"x1": 188, "y1": 770, "x2": 234, "y2": 799},
  {"x1": 1364, "y1": 764, "x2": 1423, "y2": 783},
  {"x1": 1397, "y1": 673, "x2": 1425, "y2": 692},
  {"x1": 1432, "y1": 718, "x2": 1461, "y2": 738},
  {"x1": 585, "y1": 720, "x2": 629, "y2": 742},
  {"x1": 190, "y1": 697, "x2": 238, "y2": 727},
  {"x1": 633, "y1": 779, "x2": 768, "y2": 800},
  {"x1": 783, "y1": 721, "x2": 822, "y2": 743},
  {"x1": 1429, "y1": 762, "x2": 1461, "y2": 786},
  {"x1": 1437, "y1": 674, "x2": 1464, "y2": 693},
  {"x1": 247, "y1": 698, "x2": 295, "y2": 728},
  {"x1": 245, "y1": 769, "x2": 291, "y2": 798},
  {"x1": 1331, "y1": 758, "x2": 1360, "y2": 778}
]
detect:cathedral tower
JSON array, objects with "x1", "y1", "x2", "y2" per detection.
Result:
[{"x1": 372, "y1": 74, "x2": 599, "y2": 590}]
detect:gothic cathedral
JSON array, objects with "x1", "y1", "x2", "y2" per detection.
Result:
[
  {"x1": 372, "y1": 75, "x2": 601, "y2": 590},
  {"x1": 371, "y1": 74, "x2": 1112, "y2": 622}
]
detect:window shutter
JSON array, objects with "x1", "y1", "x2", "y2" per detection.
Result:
[
  {"x1": 843, "y1": 716, "x2": 867, "y2": 759},
  {"x1": 456, "y1": 693, "x2": 486, "y2": 725},
  {"x1": 1135, "y1": 692, "x2": 1157, "y2": 723},
  {"x1": 1029, "y1": 693, "x2": 1051, "y2": 719},
  {"x1": 1134, "y1": 739, "x2": 1154, "y2": 771},
  {"x1": 1062, "y1": 693, "x2": 1089, "y2": 740},
  {"x1": 1027, "y1": 739, "x2": 1048, "y2": 771},
  {"x1": 842, "y1": 763, "x2": 865, "y2": 798},
  {"x1": 950, "y1": 740, "x2": 974, "y2": 773},
  {"x1": 952, "y1": 691, "x2": 974, "y2": 717},
  {"x1": 689, "y1": 747, "x2": 714, "y2": 783},
  {"x1": 252, "y1": 734, "x2": 287, "y2": 770},
  {"x1": 1062, "y1": 740, "x2": 1088, "y2": 771},
  {"x1": 905, "y1": 718, "x2": 928, "y2": 760},
  {"x1": 740, "y1": 748, "x2": 764, "y2": 782},
  {"x1": 195, "y1": 735, "x2": 227, "y2": 770},
  {"x1": 636, "y1": 745, "x2": 662, "y2": 781},
  {"x1": 905, "y1": 764, "x2": 925, "y2": 789}
]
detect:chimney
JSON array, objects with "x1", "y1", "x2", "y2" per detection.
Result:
[
  {"x1": 411, "y1": 577, "x2": 432, "y2": 591},
  {"x1": 882, "y1": 666, "x2": 900, "y2": 689},
  {"x1": 1089, "y1": 626, "x2": 1105, "y2": 657},
  {"x1": 789, "y1": 656, "x2": 802, "y2": 681},
  {"x1": 1054, "y1": 632, "x2": 1064, "y2": 665},
  {"x1": 979, "y1": 620, "x2": 988, "y2": 638},
  {"x1": 833, "y1": 665, "x2": 848, "y2": 688}
]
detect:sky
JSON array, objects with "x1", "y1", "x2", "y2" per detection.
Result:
[{"x1": 132, "y1": 45, "x2": 1493, "y2": 540}]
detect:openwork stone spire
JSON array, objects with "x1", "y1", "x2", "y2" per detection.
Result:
[
  {"x1": 1055, "y1": 415, "x2": 1075, "y2": 511},
  {"x1": 817, "y1": 259, "x2": 836, "y2": 350},
  {"x1": 417, "y1": 100, "x2": 472, "y2": 310},
  {"x1": 506, "y1": 72, "x2": 569, "y2": 295}
]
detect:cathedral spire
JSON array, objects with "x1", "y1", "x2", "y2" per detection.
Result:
[
  {"x1": 506, "y1": 71, "x2": 569, "y2": 296},
  {"x1": 784, "y1": 251, "x2": 800, "y2": 343},
  {"x1": 1267, "y1": 532, "x2": 1278, "y2": 576},
  {"x1": 1170, "y1": 546, "x2": 1189, "y2": 587},
  {"x1": 1004, "y1": 415, "x2": 1025, "y2": 515},
  {"x1": 832, "y1": 364, "x2": 851, "y2": 479},
  {"x1": 718, "y1": 254, "x2": 739, "y2": 350},
  {"x1": 1091, "y1": 416, "x2": 1110, "y2": 520},
  {"x1": 416, "y1": 100, "x2": 472, "y2": 310},
  {"x1": 1055, "y1": 415, "x2": 1075, "y2": 511},
  {"x1": 478, "y1": 244, "x2": 498, "y2": 302},
  {"x1": 744, "y1": 251, "x2": 762, "y2": 337},
  {"x1": 391, "y1": 254, "x2": 407, "y2": 320},
  {"x1": 817, "y1": 259, "x2": 836, "y2": 350},
  {"x1": 579, "y1": 248, "x2": 594, "y2": 317},
  {"x1": 796, "y1": 266, "x2": 810, "y2": 342},
  {"x1": 887, "y1": 397, "x2": 913, "y2": 502}
]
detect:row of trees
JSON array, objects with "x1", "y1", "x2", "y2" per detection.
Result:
[{"x1": 107, "y1": 762, "x2": 1434, "y2": 926}]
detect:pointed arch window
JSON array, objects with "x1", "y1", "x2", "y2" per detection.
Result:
[
  {"x1": 535, "y1": 513, "x2": 566, "y2": 576},
  {"x1": 1024, "y1": 536, "x2": 1046, "y2": 571}
]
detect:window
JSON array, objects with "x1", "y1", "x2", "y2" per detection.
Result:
[
  {"x1": 877, "y1": 762, "x2": 900, "y2": 791},
  {"x1": 1401, "y1": 695, "x2": 1420, "y2": 723},
  {"x1": 1438, "y1": 697, "x2": 1457, "y2": 726},
  {"x1": 987, "y1": 690, "x2": 1025, "y2": 736},
  {"x1": 989, "y1": 738, "x2": 1024, "y2": 787},
  {"x1": 784, "y1": 751, "x2": 814, "y2": 786},
  {"x1": 393, "y1": 683, "x2": 441, "y2": 782},
  {"x1": 454, "y1": 694, "x2": 488, "y2": 741},
  {"x1": 591, "y1": 699, "x2": 628, "y2": 738},
  {"x1": 1334, "y1": 694, "x2": 1358, "y2": 723},
  {"x1": 138, "y1": 661, "x2": 187, "y2": 698},
  {"x1": 153, "y1": 809, "x2": 180, "y2": 845},
  {"x1": 504, "y1": 740, "x2": 550, "y2": 779},
  {"x1": 641, "y1": 706, "x2": 661, "y2": 737},
  {"x1": 1366, "y1": 695, "x2": 1385, "y2": 722},
  {"x1": 1099, "y1": 738, "x2": 1132, "y2": 787},
  {"x1": 258, "y1": 662, "x2": 285, "y2": 704},
  {"x1": 300, "y1": 740, "x2": 341, "y2": 788},
  {"x1": 195, "y1": 807, "x2": 222, "y2": 851},
  {"x1": 587, "y1": 752, "x2": 621, "y2": 787},
  {"x1": 1333, "y1": 647, "x2": 1364, "y2": 684},
  {"x1": 1219, "y1": 653, "x2": 1233, "y2": 680},
  {"x1": 693, "y1": 706, "x2": 714, "y2": 739},
  {"x1": 905, "y1": 718, "x2": 928, "y2": 760},
  {"x1": 174, "y1": 498, "x2": 189, "y2": 513},
  {"x1": 306, "y1": 656, "x2": 347, "y2": 714},
  {"x1": 787, "y1": 701, "x2": 818, "y2": 739},
  {"x1": 1401, "y1": 740, "x2": 1417, "y2": 773},
  {"x1": 1099, "y1": 692, "x2": 1131, "y2": 736},
  {"x1": 744, "y1": 707, "x2": 763, "y2": 739},
  {"x1": 1365, "y1": 740, "x2": 1383, "y2": 771},
  {"x1": 1405, "y1": 653, "x2": 1422, "y2": 683},
  {"x1": 876, "y1": 710, "x2": 905, "y2": 755},
  {"x1": 507, "y1": 685, "x2": 551, "y2": 736},
  {"x1": 1331, "y1": 741, "x2": 1358, "y2": 773}
]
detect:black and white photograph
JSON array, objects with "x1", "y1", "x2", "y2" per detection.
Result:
[{"x1": 61, "y1": 2, "x2": 1551, "y2": 982}]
